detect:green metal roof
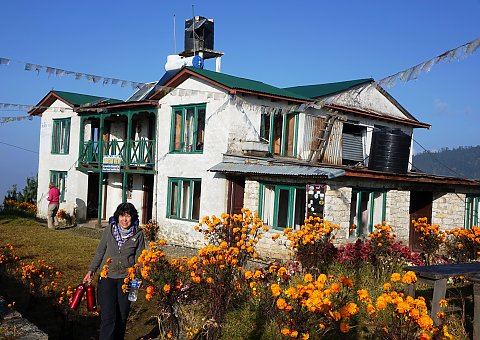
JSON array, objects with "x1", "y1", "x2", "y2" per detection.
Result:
[
  {"x1": 284, "y1": 78, "x2": 373, "y2": 99},
  {"x1": 52, "y1": 90, "x2": 123, "y2": 106},
  {"x1": 185, "y1": 67, "x2": 311, "y2": 101}
]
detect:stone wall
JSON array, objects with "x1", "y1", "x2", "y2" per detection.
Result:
[
  {"x1": 385, "y1": 190, "x2": 410, "y2": 243},
  {"x1": 324, "y1": 184, "x2": 352, "y2": 240},
  {"x1": 432, "y1": 192, "x2": 466, "y2": 230}
]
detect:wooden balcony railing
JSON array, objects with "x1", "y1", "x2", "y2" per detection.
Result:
[{"x1": 79, "y1": 139, "x2": 155, "y2": 168}]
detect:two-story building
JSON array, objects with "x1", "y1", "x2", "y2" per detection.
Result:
[{"x1": 31, "y1": 66, "x2": 480, "y2": 256}]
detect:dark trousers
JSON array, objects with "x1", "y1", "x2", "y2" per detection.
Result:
[{"x1": 98, "y1": 277, "x2": 131, "y2": 340}]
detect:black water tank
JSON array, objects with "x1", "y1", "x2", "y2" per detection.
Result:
[
  {"x1": 368, "y1": 129, "x2": 411, "y2": 174},
  {"x1": 184, "y1": 16, "x2": 214, "y2": 51}
]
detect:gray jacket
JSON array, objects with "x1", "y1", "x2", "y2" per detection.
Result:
[{"x1": 88, "y1": 223, "x2": 145, "y2": 279}]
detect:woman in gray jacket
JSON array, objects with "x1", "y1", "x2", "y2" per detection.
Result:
[{"x1": 83, "y1": 202, "x2": 145, "y2": 340}]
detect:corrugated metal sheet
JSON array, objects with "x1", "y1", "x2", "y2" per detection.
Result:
[
  {"x1": 322, "y1": 119, "x2": 343, "y2": 165},
  {"x1": 301, "y1": 114, "x2": 324, "y2": 160},
  {"x1": 208, "y1": 162, "x2": 345, "y2": 179}
]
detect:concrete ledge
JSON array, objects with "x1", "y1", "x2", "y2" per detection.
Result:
[{"x1": 0, "y1": 296, "x2": 48, "y2": 339}]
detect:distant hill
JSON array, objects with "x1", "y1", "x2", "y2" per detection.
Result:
[{"x1": 412, "y1": 145, "x2": 480, "y2": 179}]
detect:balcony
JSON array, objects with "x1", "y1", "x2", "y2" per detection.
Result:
[{"x1": 79, "y1": 139, "x2": 155, "y2": 169}]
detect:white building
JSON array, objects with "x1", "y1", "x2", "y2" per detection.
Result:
[{"x1": 30, "y1": 65, "x2": 480, "y2": 257}]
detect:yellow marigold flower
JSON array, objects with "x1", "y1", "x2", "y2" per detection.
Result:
[
  {"x1": 290, "y1": 330, "x2": 298, "y2": 338},
  {"x1": 304, "y1": 273, "x2": 313, "y2": 283},
  {"x1": 439, "y1": 299, "x2": 448, "y2": 308},
  {"x1": 245, "y1": 271, "x2": 253, "y2": 280},
  {"x1": 272, "y1": 233, "x2": 280, "y2": 241},
  {"x1": 281, "y1": 328, "x2": 291, "y2": 336},
  {"x1": 106, "y1": 258, "x2": 112, "y2": 264},
  {"x1": 163, "y1": 284, "x2": 171, "y2": 294},
  {"x1": 206, "y1": 277, "x2": 213, "y2": 284},
  {"x1": 339, "y1": 322, "x2": 349, "y2": 333},
  {"x1": 383, "y1": 283, "x2": 391, "y2": 291},
  {"x1": 436, "y1": 311, "x2": 446, "y2": 319},
  {"x1": 390, "y1": 273, "x2": 401, "y2": 282},
  {"x1": 301, "y1": 333, "x2": 309, "y2": 340},
  {"x1": 317, "y1": 274, "x2": 327, "y2": 284},
  {"x1": 167, "y1": 331, "x2": 173, "y2": 338}
]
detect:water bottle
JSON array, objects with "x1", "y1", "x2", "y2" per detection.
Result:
[{"x1": 128, "y1": 279, "x2": 139, "y2": 302}]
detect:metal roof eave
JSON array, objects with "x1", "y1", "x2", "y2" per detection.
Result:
[{"x1": 208, "y1": 162, "x2": 345, "y2": 179}]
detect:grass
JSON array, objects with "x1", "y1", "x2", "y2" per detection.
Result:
[{"x1": 0, "y1": 214, "x2": 156, "y2": 340}]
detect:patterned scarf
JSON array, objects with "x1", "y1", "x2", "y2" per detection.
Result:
[{"x1": 110, "y1": 217, "x2": 138, "y2": 249}]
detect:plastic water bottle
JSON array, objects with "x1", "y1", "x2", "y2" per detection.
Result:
[{"x1": 128, "y1": 279, "x2": 139, "y2": 302}]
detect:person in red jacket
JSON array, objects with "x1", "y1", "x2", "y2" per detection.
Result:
[{"x1": 46, "y1": 182, "x2": 60, "y2": 229}]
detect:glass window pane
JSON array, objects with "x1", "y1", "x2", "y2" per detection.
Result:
[
  {"x1": 169, "y1": 181, "x2": 178, "y2": 216},
  {"x1": 260, "y1": 114, "x2": 270, "y2": 143},
  {"x1": 196, "y1": 108, "x2": 205, "y2": 151},
  {"x1": 293, "y1": 188, "x2": 306, "y2": 229},
  {"x1": 285, "y1": 114, "x2": 296, "y2": 157},
  {"x1": 192, "y1": 181, "x2": 201, "y2": 220},
  {"x1": 277, "y1": 188, "x2": 290, "y2": 228},
  {"x1": 273, "y1": 115, "x2": 283, "y2": 155},
  {"x1": 174, "y1": 110, "x2": 182, "y2": 151},
  {"x1": 184, "y1": 108, "x2": 195, "y2": 152},
  {"x1": 181, "y1": 180, "x2": 191, "y2": 219}
]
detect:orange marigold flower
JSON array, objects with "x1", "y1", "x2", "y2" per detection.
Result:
[
  {"x1": 290, "y1": 330, "x2": 298, "y2": 338},
  {"x1": 276, "y1": 298, "x2": 287, "y2": 310},
  {"x1": 163, "y1": 284, "x2": 171, "y2": 294},
  {"x1": 339, "y1": 322, "x2": 350, "y2": 333},
  {"x1": 439, "y1": 299, "x2": 448, "y2": 308},
  {"x1": 281, "y1": 328, "x2": 291, "y2": 336},
  {"x1": 418, "y1": 315, "x2": 434, "y2": 330},
  {"x1": 304, "y1": 273, "x2": 313, "y2": 283}
]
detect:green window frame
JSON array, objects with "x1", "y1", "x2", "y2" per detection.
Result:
[
  {"x1": 51, "y1": 118, "x2": 71, "y2": 154},
  {"x1": 50, "y1": 170, "x2": 67, "y2": 202},
  {"x1": 258, "y1": 182, "x2": 306, "y2": 230},
  {"x1": 166, "y1": 177, "x2": 202, "y2": 221},
  {"x1": 350, "y1": 189, "x2": 387, "y2": 237},
  {"x1": 260, "y1": 112, "x2": 298, "y2": 157},
  {"x1": 169, "y1": 104, "x2": 206, "y2": 153},
  {"x1": 465, "y1": 195, "x2": 479, "y2": 229}
]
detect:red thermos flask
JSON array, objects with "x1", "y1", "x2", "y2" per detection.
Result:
[
  {"x1": 69, "y1": 283, "x2": 86, "y2": 310},
  {"x1": 86, "y1": 285, "x2": 97, "y2": 312}
]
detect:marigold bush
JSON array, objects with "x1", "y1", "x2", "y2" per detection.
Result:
[
  {"x1": 412, "y1": 217, "x2": 446, "y2": 265},
  {"x1": 280, "y1": 216, "x2": 340, "y2": 272},
  {"x1": 445, "y1": 226, "x2": 480, "y2": 263}
]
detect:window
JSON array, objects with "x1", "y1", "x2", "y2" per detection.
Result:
[
  {"x1": 167, "y1": 178, "x2": 201, "y2": 221},
  {"x1": 51, "y1": 118, "x2": 71, "y2": 154},
  {"x1": 259, "y1": 183, "x2": 306, "y2": 229},
  {"x1": 342, "y1": 123, "x2": 366, "y2": 165},
  {"x1": 170, "y1": 104, "x2": 206, "y2": 153},
  {"x1": 261, "y1": 112, "x2": 298, "y2": 157},
  {"x1": 350, "y1": 189, "x2": 386, "y2": 237},
  {"x1": 50, "y1": 171, "x2": 67, "y2": 202},
  {"x1": 465, "y1": 195, "x2": 479, "y2": 229}
]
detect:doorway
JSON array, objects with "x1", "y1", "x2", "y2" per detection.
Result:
[{"x1": 409, "y1": 191, "x2": 433, "y2": 252}]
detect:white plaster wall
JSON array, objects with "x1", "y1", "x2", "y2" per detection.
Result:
[
  {"x1": 105, "y1": 173, "x2": 124, "y2": 217},
  {"x1": 154, "y1": 77, "x2": 232, "y2": 247},
  {"x1": 36, "y1": 100, "x2": 87, "y2": 219}
]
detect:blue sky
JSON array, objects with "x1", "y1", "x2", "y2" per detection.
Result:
[{"x1": 0, "y1": 0, "x2": 479, "y2": 200}]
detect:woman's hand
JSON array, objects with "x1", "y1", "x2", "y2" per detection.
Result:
[{"x1": 83, "y1": 271, "x2": 94, "y2": 284}]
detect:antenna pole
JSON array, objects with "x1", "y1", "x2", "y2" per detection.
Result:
[
  {"x1": 192, "y1": 5, "x2": 196, "y2": 56},
  {"x1": 173, "y1": 14, "x2": 176, "y2": 54}
]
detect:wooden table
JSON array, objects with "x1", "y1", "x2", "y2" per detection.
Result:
[
  {"x1": 466, "y1": 273, "x2": 480, "y2": 340},
  {"x1": 405, "y1": 262, "x2": 480, "y2": 325}
]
